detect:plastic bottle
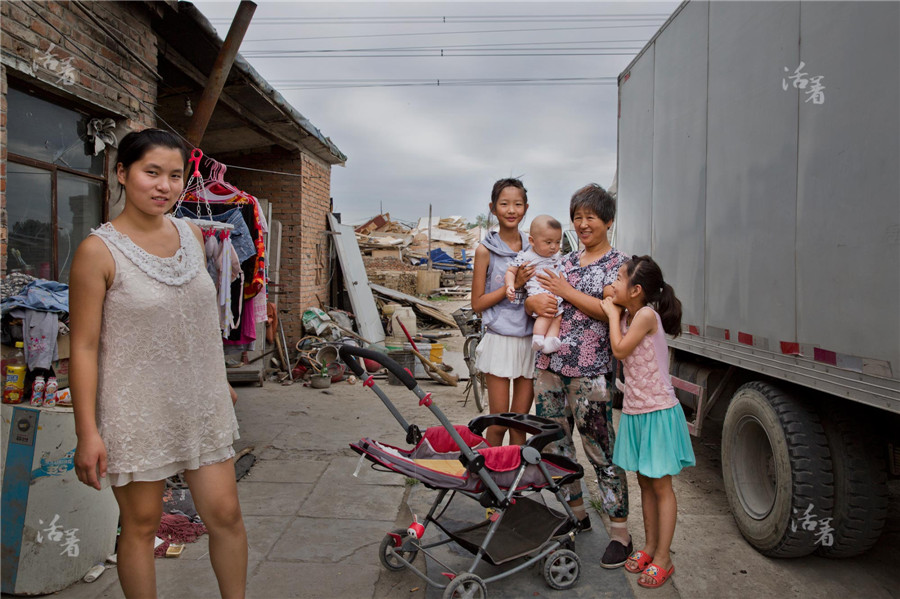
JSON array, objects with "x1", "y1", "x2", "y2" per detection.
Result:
[
  {"x1": 43, "y1": 376, "x2": 59, "y2": 407},
  {"x1": 3, "y1": 343, "x2": 27, "y2": 404},
  {"x1": 30, "y1": 375, "x2": 46, "y2": 407},
  {"x1": 1, "y1": 341, "x2": 25, "y2": 374}
]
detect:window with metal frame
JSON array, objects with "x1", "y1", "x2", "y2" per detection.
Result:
[{"x1": 6, "y1": 86, "x2": 108, "y2": 283}]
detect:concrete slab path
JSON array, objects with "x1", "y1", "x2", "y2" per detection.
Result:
[{"x1": 19, "y1": 352, "x2": 899, "y2": 599}]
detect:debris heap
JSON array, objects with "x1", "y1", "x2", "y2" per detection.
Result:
[{"x1": 355, "y1": 213, "x2": 479, "y2": 295}]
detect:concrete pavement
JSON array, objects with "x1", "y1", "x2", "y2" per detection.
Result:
[
  {"x1": 22, "y1": 355, "x2": 899, "y2": 599},
  {"x1": 36, "y1": 375, "x2": 633, "y2": 599}
]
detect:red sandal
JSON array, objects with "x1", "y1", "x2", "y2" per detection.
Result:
[
  {"x1": 625, "y1": 550, "x2": 653, "y2": 574},
  {"x1": 637, "y1": 563, "x2": 675, "y2": 589}
]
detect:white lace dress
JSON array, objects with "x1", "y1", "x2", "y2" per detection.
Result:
[{"x1": 90, "y1": 216, "x2": 239, "y2": 487}]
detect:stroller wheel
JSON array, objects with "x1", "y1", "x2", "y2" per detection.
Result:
[
  {"x1": 378, "y1": 528, "x2": 418, "y2": 571},
  {"x1": 543, "y1": 548, "x2": 581, "y2": 590},
  {"x1": 442, "y1": 572, "x2": 486, "y2": 599}
]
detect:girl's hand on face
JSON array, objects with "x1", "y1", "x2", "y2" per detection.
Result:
[
  {"x1": 513, "y1": 264, "x2": 535, "y2": 289},
  {"x1": 74, "y1": 433, "x2": 108, "y2": 490},
  {"x1": 601, "y1": 297, "x2": 621, "y2": 319},
  {"x1": 536, "y1": 269, "x2": 571, "y2": 296}
]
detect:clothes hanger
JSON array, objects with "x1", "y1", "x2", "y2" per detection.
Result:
[{"x1": 174, "y1": 148, "x2": 234, "y2": 232}]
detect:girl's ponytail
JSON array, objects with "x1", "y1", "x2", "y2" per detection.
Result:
[
  {"x1": 657, "y1": 282, "x2": 682, "y2": 337},
  {"x1": 624, "y1": 255, "x2": 683, "y2": 337}
]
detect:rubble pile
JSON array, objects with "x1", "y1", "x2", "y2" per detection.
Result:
[
  {"x1": 353, "y1": 213, "x2": 479, "y2": 297},
  {"x1": 354, "y1": 214, "x2": 481, "y2": 265}
]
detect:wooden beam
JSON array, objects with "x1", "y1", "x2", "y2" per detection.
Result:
[
  {"x1": 160, "y1": 46, "x2": 301, "y2": 152},
  {"x1": 186, "y1": 0, "x2": 257, "y2": 147}
]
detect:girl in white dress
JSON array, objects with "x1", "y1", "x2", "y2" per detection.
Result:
[{"x1": 71, "y1": 129, "x2": 247, "y2": 599}]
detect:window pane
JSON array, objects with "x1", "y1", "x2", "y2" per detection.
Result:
[
  {"x1": 57, "y1": 174, "x2": 104, "y2": 283},
  {"x1": 6, "y1": 163, "x2": 53, "y2": 279},
  {"x1": 7, "y1": 87, "x2": 105, "y2": 175}
]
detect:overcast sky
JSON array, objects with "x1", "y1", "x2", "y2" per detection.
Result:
[{"x1": 193, "y1": 1, "x2": 679, "y2": 227}]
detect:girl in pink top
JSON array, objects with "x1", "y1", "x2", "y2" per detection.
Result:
[{"x1": 600, "y1": 255, "x2": 695, "y2": 590}]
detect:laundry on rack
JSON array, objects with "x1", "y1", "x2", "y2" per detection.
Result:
[
  {"x1": 173, "y1": 149, "x2": 269, "y2": 346},
  {"x1": 175, "y1": 205, "x2": 256, "y2": 263},
  {"x1": 196, "y1": 227, "x2": 244, "y2": 337},
  {"x1": 178, "y1": 194, "x2": 266, "y2": 301}
]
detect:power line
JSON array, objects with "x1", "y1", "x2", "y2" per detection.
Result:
[
  {"x1": 212, "y1": 14, "x2": 671, "y2": 25},
  {"x1": 241, "y1": 23, "x2": 666, "y2": 44},
  {"x1": 241, "y1": 38, "x2": 649, "y2": 55},
  {"x1": 267, "y1": 77, "x2": 619, "y2": 90},
  {"x1": 242, "y1": 50, "x2": 642, "y2": 59}
]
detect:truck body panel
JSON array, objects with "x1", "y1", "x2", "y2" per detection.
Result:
[{"x1": 616, "y1": 0, "x2": 900, "y2": 413}]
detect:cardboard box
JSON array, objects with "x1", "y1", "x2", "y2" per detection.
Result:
[
  {"x1": 52, "y1": 358, "x2": 69, "y2": 388},
  {"x1": 57, "y1": 334, "x2": 71, "y2": 360}
]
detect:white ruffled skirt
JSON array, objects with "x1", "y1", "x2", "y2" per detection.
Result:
[{"x1": 475, "y1": 333, "x2": 535, "y2": 379}]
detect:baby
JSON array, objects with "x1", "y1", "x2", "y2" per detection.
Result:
[{"x1": 505, "y1": 214, "x2": 564, "y2": 353}]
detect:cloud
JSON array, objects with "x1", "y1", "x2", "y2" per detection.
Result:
[{"x1": 193, "y1": 1, "x2": 679, "y2": 225}]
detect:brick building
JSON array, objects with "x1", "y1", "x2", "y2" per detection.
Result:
[{"x1": 1, "y1": 0, "x2": 346, "y2": 343}]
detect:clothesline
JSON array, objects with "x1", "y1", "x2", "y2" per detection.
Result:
[{"x1": 216, "y1": 164, "x2": 325, "y2": 179}]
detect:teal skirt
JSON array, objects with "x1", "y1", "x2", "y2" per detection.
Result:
[{"x1": 613, "y1": 403, "x2": 696, "y2": 478}]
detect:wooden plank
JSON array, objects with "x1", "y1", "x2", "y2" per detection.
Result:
[
  {"x1": 226, "y1": 365, "x2": 264, "y2": 387},
  {"x1": 369, "y1": 283, "x2": 457, "y2": 328},
  {"x1": 414, "y1": 305, "x2": 457, "y2": 328},
  {"x1": 328, "y1": 214, "x2": 386, "y2": 343}
]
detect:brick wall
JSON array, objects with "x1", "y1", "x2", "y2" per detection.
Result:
[
  {"x1": 0, "y1": 0, "x2": 157, "y2": 275},
  {"x1": 221, "y1": 148, "x2": 333, "y2": 343},
  {"x1": 1, "y1": 65, "x2": 7, "y2": 269}
]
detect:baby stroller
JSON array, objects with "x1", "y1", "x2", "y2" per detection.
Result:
[{"x1": 339, "y1": 345, "x2": 587, "y2": 598}]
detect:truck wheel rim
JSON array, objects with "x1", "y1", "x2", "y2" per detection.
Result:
[{"x1": 733, "y1": 415, "x2": 777, "y2": 520}]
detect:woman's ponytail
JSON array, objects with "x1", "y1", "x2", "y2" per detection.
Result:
[{"x1": 657, "y1": 282, "x2": 682, "y2": 337}]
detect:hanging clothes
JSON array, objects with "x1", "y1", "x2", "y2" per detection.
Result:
[
  {"x1": 179, "y1": 186, "x2": 268, "y2": 300},
  {"x1": 173, "y1": 153, "x2": 269, "y2": 346},
  {"x1": 197, "y1": 228, "x2": 244, "y2": 337},
  {"x1": 176, "y1": 205, "x2": 256, "y2": 263}
]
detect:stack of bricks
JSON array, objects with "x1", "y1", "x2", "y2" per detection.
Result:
[
  {"x1": 1, "y1": 0, "x2": 157, "y2": 275},
  {"x1": 223, "y1": 147, "x2": 333, "y2": 343}
]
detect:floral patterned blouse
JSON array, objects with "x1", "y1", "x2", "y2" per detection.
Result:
[{"x1": 535, "y1": 247, "x2": 628, "y2": 378}]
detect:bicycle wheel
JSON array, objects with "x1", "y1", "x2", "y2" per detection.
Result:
[{"x1": 463, "y1": 336, "x2": 485, "y2": 413}]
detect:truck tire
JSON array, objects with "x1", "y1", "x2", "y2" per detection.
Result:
[
  {"x1": 815, "y1": 405, "x2": 888, "y2": 558},
  {"x1": 721, "y1": 382, "x2": 833, "y2": 557}
]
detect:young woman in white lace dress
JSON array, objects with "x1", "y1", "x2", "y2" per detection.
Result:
[{"x1": 70, "y1": 129, "x2": 247, "y2": 599}]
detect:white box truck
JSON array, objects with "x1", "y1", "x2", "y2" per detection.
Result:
[{"x1": 615, "y1": 0, "x2": 899, "y2": 558}]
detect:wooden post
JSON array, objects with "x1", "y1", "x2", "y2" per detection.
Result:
[
  {"x1": 427, "y1": 204, "x2": 433, "y2": 271},
  {"x1": 186, "y1": 1, "x2": 257, "y2": 148}
]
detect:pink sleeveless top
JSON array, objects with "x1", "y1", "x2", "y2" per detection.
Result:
[{"x1": 620, "y1": 306, "x2": 678, "y2": 415}]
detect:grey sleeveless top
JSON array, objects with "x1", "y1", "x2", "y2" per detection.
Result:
[{"x1": 479, "y1": 231, "x2": 534, "y2": 337}]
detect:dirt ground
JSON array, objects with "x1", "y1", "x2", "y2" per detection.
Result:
[{"x1": 405, "y1": 298, "x2": 899, "y2": 598}]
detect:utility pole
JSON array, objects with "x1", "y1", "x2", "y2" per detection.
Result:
[{"x1": 427, "y1": 204, "x2": 433, "y2": 270}]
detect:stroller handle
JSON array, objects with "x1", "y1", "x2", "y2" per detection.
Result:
[{"x1": 339, "y1": 344, "x2": 417, "y2": 390}]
